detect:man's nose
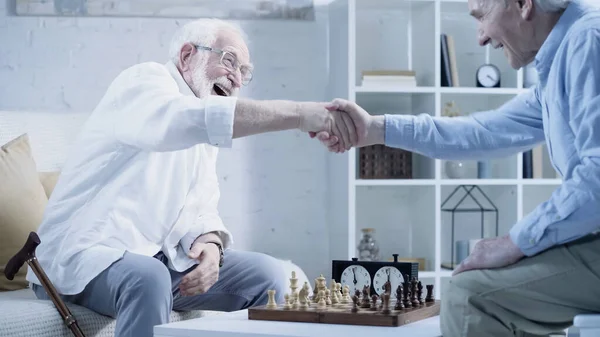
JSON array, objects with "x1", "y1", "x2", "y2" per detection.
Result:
[
  {"x1": 478, "y1": 28, "x2": 490, "y2": 46},
  {"x1": 228, "y1": 70, "x2": 242, "y2": 88}
]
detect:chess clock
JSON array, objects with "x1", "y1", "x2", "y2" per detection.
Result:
[
  {"x1": 476, "y1": 63, "x2": 501, "y2": 88},
  {"x1": 332, "y1": 254, "x2": 419, "y2": 296}
]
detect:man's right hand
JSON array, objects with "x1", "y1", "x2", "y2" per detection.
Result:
[
  {"x1": 309, "y1": 99, "x2": 384, "y2": 151},
  {"x1": 297, "y1": 101, "x2": 358, "y2": 152}
]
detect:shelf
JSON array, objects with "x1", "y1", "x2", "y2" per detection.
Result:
[
  {"x1": 355, "y1": 179, "x2": 436, "y2": 186},
  {"x1": 354, "y1": 86, "x2": 436, "y2": 93},
  {"x1": 440, "y1": 179, "x2": 517, "y2": 185},
  {"x1": 521, "y1": 179, "x2": 562, "y2": 186},
  {"x1": 439, "y1": 87, "x2": 525, "y2": 95}
]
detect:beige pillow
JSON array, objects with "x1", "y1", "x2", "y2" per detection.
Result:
[
  {"x1": 39, "y1": 171, "x2": 61, "y2": 198},
  {"x1": 0, "y1": 134, "x2": 49, "y2": 291}
]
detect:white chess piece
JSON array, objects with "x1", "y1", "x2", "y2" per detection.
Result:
[
  {"x1": 267, "y1": 289, "x2": 277, "y2": 309},
  {"x1": 283, "y1": 294, "x2": 292, "y2": 310}
]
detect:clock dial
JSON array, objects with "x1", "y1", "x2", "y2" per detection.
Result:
[
  {"x1": 340, "y1": 265, "x2": 371, "y2": 294},
  {"x1": 477, "y1": 64, "x2": 500, "y2": 87},
  {"x1": 373, "y1": 266, "x2": 404, "y2": 295}
]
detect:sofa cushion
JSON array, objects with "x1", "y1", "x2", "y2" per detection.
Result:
[
  {"x1": 0, "y1": 134, "x2": 49, "y2": 291},
  {"x1": 0, "y1": 296, "x2": 215, "y2": 337}
]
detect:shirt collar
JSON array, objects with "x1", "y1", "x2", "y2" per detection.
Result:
[
  {"x1": 534, "y1": 1, "x2": 586, "y2": 71},
  {"x1": 165, "y1": 61, "x2": 196, "y2": 97}
]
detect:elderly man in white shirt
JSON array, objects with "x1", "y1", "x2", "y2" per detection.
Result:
[{"x1": 26, "y1": 18, "x2": 356, "y2": 337}]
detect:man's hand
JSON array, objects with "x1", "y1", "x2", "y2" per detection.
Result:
[
  {"x1": 297, "y1": 102, "x2": 358, "y2": 153},
  {"x1": 180, "y1": 242, "x2": 221, "y2": 296},
  {"x1": 452, "y1": 235, "x2": 525, "y2": 276},
  {"x1": 309, "y1": 99, "x2": 383, "y2": 152}
]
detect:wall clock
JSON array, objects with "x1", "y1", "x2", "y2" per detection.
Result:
[{"x1": 476, "y1": 64, "x2": 501, "y2": 88}]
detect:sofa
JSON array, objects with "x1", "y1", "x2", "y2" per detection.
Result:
[{"x1": 0, "y1": 110, "x2": 311, "y2": 336}]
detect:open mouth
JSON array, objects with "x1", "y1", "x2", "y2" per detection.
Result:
[{"x1": 213, "y1": 84, "x2": 230, "y2": 97}]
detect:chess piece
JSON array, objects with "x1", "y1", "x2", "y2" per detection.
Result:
[
  {"x1": 283, "y1": 294, "x2": 292, "y2": 309},
  {"x1": 337, "y1": 282, "x2": 343, "y2": 300},
  {"x1": 330, "y1": 280, "x2": 338, "y2": 304},
  {"x1": 312, "y1": 279, "x2": 319, "y2": 303},
  {"x1": 299, "y1": 282, "x2": 310, "y2": 309},
  {"x1": 360, "y1": 285, "x2": 370, "y2": 308},
  {"x1": 425, "y1": 284, "x2": 434, "y2": 303},
  {"x1": 317, "y1": 289, "x2": 327, "y2": 309},
  {"x1": 394, "y1": 285, "x2": 404, "y2": 310},
  {"x1": 351, "y1": 295, "x2": 359, "y2": 313},
  {"x1": 289, "y1": 271, "x2": 299, "y2": 302},
  {"x1": 381, "y1": 293, "x2": 391, "y2": 315},
  {"x1": 417, "y1": 281, "x2": 424, "y2": 305},
  {"x1": 370, "y1": 294, "x2": 378, "y2": 311},
  {"x1": 411, "y1": 279, "x2": 420, "y2": 307},
  {"x1": 267, "y1": 289, "x2": 277, "y2": 309},
  {"x1": 355, "y1": 289, "x2": 361, "y2": 300},
  {"x1": 341, "y1": 285, "x2": 350, "y2": 304},
  {"x1": 402, "y1": 282, "x2": 412, "y2": 308},
  {"x1": 326, "y1": 289, "x2": 332, "y2": 305}
]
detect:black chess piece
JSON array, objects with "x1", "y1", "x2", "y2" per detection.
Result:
[
  {"x1": 355, "y1": 289, "x2": 361, "y2": 299},
  {"x1": 417, "y1": 281, "x2": 424, "y2": 305},
  {"x1": 425, "y1": 284, "x2": 434, "y2": 303},
  {"x1": 411, "y1": 279, "x2": 420, "y2": 307},
  {"x1": 351, "y1": 295, "x2": 359, "y2": 313},
  {"x1": 361, "y1": 285, "x2": 371, "y2": 308},
  {"x1": 394, "y1": 285, "x2": 404, "y2": 310},
  {"x1": 403, "y1": 281, "x2": 412, "y2": 308},
  {"x1": 370, "y1": 294, "x2": 378, "y2": 311}
]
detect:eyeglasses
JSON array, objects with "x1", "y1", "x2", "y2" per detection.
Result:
[{"x1": 194, "y1": 45, "x2": 253, "y2": 86}]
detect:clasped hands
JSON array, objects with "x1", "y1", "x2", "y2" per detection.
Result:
[{"x1": 298, "y1": 98, "x2": 375, "y2": 152}]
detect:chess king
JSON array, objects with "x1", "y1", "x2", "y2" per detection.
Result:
[{"x1": 313, "y1": 0, "x2": 600, "y2": 335}]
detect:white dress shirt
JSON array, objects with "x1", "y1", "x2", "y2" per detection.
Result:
[{"x1": 26, "y1": 61, "x2": 237, "y2": 295}]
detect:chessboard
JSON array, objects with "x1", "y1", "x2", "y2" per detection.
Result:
[{"x1": 248, "y1": 272, "x2": 440, "y2": 327}]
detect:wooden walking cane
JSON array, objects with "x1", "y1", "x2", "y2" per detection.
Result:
[{"x1": 4, "y1": 231, "x2": 86, "y2": 337}]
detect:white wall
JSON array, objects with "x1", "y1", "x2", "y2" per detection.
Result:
[{"x1": 0, "y1": 1, "x2": 332, "y2": 280}]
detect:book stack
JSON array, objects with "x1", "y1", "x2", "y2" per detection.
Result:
[{"x1": 360, "y1": 70, "x2": 417, "y2": 88}]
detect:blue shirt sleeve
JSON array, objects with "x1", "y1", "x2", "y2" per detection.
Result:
[
  {"x1": 384, "y1": 87, "x2": 545, "y2": 160},
  {"x1": 510, "y1": 28, "x2": 600, "y2": 256}
]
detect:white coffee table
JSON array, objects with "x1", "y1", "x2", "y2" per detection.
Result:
[{"x1": 154, "y1": 310, "x2": 442, "y2": 337}]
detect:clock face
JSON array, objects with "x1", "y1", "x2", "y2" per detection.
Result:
[
  {"x1": 373, "y1": 266, "x2": 404, "y2": 295},
  {"x1": 477, "y1": 64, "x2": 500, "y2": 87},
  {"x1": 340, "y1": 265, "x2": 371, "y2": 294}
]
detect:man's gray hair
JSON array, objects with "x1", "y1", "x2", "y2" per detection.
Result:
[{"x1": 168, "y1": 18, "x2": 248, "y2": 65}]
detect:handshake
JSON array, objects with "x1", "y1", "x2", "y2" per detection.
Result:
[{"x1": 298, "y1": 98, "x2": 384, "y2": 153}]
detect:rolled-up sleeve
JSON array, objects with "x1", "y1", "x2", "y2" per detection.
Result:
[{"x1": 111, "y1": 63, "x2": 236, "y2": 151}]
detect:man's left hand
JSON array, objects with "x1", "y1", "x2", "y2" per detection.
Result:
[
  {"x1": 180, "y1": 242, "x2": 220, "y2": 296},
  {"x1": 452, "y1": 234, "x2": 525, "y2": 276}
]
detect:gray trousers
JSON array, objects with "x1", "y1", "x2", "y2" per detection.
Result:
[
  {"x1": 32, "y1": 249, "x2": 288, "y2": 337},
  {"x1": 441, "y1": 233, "x2": 600, "y2": 337}
]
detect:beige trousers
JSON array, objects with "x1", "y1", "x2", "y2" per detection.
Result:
[{"x1": 440, "y1": 233, "x2": 600, "y2": 337}]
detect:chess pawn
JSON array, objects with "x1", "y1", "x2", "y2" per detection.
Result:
[
  {"x1": 351, "y1": 295, "x2": 359, "y2": 313},
  {"x1": 317, "y1": 289, "x2": 327, "y2": 309},
  {"x1": 417, "y1": 281, "x2": 424, "y2": 305},
  {"x1": 312, "y1": 278, "x2": 319, "y2": 303},
  {"x1": 283, "y1": 294, "x2": 292, "y2": 310},
  {"x1": 370, "y1": 294, "x2": 378, "y2": 311},
  {"x1": 267, "y1": 289, "x2": 277, "y2": 309},
  {"x1": 326, "y1": 289, "x2": 332, "y2": 305},
  {"x1": 341, "y1": 285, "x2": 350, "y2": 304}
]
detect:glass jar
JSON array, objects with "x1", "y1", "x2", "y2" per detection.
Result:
[{"x1": 357, "y1": 228, "x2": 380, "y2": 261}]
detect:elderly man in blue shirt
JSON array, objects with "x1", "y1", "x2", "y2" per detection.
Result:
[{"x1": 314, "y1": 0, "x2": 600, "y2": 335}]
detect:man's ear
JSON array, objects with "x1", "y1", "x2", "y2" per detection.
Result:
[
  {"x1": 179, "y1": 43, "x2": 196, "y2": 71},
  {"x1": 517, "y1": 0, "x2": 534, "y2": 20}
]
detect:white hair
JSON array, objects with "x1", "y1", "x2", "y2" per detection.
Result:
[{"x1": 168, "y1": 18, "x2": 248, "y2": 66}]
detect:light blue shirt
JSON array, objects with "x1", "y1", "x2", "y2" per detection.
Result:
[{"x1": 384, "y1": 0, "x2": 600, "y2": 256}]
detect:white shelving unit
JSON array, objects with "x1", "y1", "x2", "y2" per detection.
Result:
[{"x1": 325, "y1": 0, "x2": 560, "y2": 299}]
